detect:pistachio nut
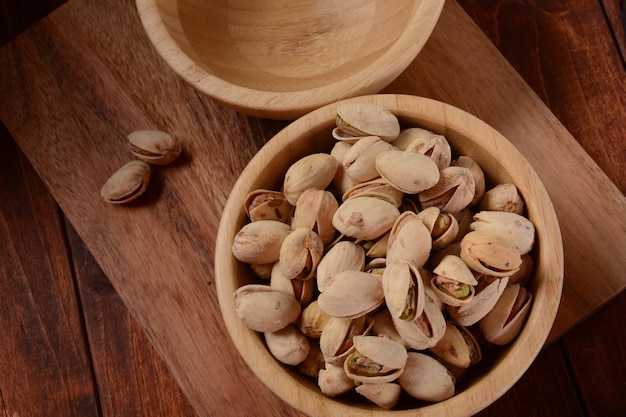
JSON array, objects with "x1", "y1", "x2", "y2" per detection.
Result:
[
  {"x1": 480, "y1": 283, "x2": 533, "y2": 345},
  {"x1": 448, "y1": 276, "x2": 509, "y2": 326},
  {"x1": 231, "y1": 220, "x2": 291, "y2": 264},
  {"x1": 453, "y1": 156, "x2": 485, "y2": 206},
  {"x1": 100, "y1": 160, "x2": 150, "y2": 204},
  {"x1": 298, "y1": 300, "x2": 332, "y2": 338},
  {"x1": 318, "y1": 363, "x2": 354, "y2": 397},
  {"x1": 386, "y1": 211, "x2": 432, "y2": 269},
  {"x1": 127, "y1": 130, "x2": 181, "y2": 165},
  {"x1": 283, "y1": 153, "x2": 337, "y2": 205},
  {"x1": 292, "y1": 188, "x2": 339, "y2": 244},
  {"x1": 479, "y1": 183, "x2": 525, "y2": 214},
  {"x1": 316, "y1": 241, "x2": 365, "y2": 292},
  {"x1": 342, "y1": 178, "x2": 404, "y2": 207},
  {"x1": 332, "y1": 196, "x2": 400, "y2": 241},
  {"x1": 355, "y1": 382, "x2": 402, "y2": 409},
  {"x1": 318, "y1": 270, "x2": 384, "y2": 319},
  {"x1": 278, "y1": 228, "x2": 324, "y2": 280},
  {"x1": 392, "y1": 291, "x2": 446, "y2": 350},
  {"x1": 319, "y1": 316, "x2": 373, "y2": 366},
  {"x1": 398, "y1": 352, "x2": 455, "y2": 402},
  {"x1": 375, "y1": 149, "x2": 440, "y2": 194},
  {"x1": 361, "y1": 231, "x2": 390, "y2": 259},
  {"x1": 460, "y1": 231, "x2": 522, "y2": 277},
  {"x1": 470, "y1": 211, "x2": 535, "y2": 255},
  {"x1": 382, "y1": 260, "x2": 426, "y2": 322},
  {"x1": 392, "y1": 127, "x2": 452, "y2": 170},
  {"x1": 343, "y1": 335, "x2": 408, "y2": 384},
  {"x1": 233, "y1": 284, "x2": 301, "y2": 333},
  {"x1": 249, "y1": 262, "x2": 273, "y2": 280},
  {"x1": 429, "y1": 321, "x2": 482, "y2": 368},
  {"x1": 419, "y1": 166, "x2": 476, "y2": 213},
  {"x1": 335, "y1": 102, "x2": 400, "y2": 142},
  {"x1": 264, "y1": 324, "x2": 311, "y2": 366},
  {"x1": 418, "y1": 206, "x2": 459, "y2": 250},
  {"x1": 431, "y1": 255, "x2": 478, "y2": 307},
  {"x1": 244, "y1": 189, "x2": 293, "y2": 223},
  {"x1": 330, "y1": 141, "x2": 358, "y2": 196},
  {"x1": 343, "y1": 135, "x2": 394, "y2": 182},
  {"x1": 270, "y1": 261, "x2": 315, "y2": 306}
]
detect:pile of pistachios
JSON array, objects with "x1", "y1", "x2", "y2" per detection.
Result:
[
  {"x1": 232, "y1": 102, "x2": 535, "y2": 408},
  {"x1": 100, "y1": 130, "x2": 182, "y2": 204}
]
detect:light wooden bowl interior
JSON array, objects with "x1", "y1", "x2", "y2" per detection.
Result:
[
  {"x1": 215, "y1": 94, "x2": 564, "y2": 416},
  {"x1": 135, "y1": 0, "x2": 445, "y2": 119}
]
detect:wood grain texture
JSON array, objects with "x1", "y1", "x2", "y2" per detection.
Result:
[{"x1": 0, "y1": 0, "x2": 624, "y2": 416}]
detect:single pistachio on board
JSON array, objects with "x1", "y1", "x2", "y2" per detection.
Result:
[
  {"x1": 127, "y1": 130, "x2": 182, "y2": 165},
  {"x1": 100, "y1": 160, "x2": 150, "y2": 204}
]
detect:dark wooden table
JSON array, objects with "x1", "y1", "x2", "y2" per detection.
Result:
[{"x1": 1, "y1": 1, "x2": 625, "y2": 416}]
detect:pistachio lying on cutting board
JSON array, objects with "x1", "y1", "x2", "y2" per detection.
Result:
[
  {"x1": 127, "y1": 130, "x2": 182, "y2": 165},
  {"x1": 100, "y1": 160, "x2": 150, "y2": 204}
]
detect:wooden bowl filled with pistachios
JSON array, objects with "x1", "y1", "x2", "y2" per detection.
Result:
[
  {"x1": 135, "y1": 0, "x2": 445, "y2": 120},
  {"x1": 215, "y1": 94, "x2": 563, "y2": 416}
]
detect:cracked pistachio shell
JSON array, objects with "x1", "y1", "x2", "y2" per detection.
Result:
[
  {"x1": 292, "y1": 189, "x2": 339, "y2": 245},
  {"x1": 270, "y1": 261, "x2": 315, "y2": 305},
  {"x1": 509, "y1": 253, "x2": 535, "y2": 287},
  {"x1": 264, "y1": 324, "x2": 310, "y2": 366},
  {"x1": 392, "y1": 291, "x2": 446, "y2": 350},
  {"x1": 343, "y1": 335, "x2": 408, "y2": 384},
  {"x1": 418, "y1": 206, "x2": 459, "y2": 250},
  {"x1": 343, "y1": 136, "x2": 394, "y2": 183},
  {"x1": 479, "y1": 183, "x2": 525, "y2": 214},
  {"x1": 460, "y1": 231, "x2": 522, "y2": 277},
  {"x1": 127, "y1": 130, "x2": 181, "y2": 165},
  {"x1": 316, "y1": 241, "x2": 365, "y2": 292},
  {"x1": 244, "y1": 189, "x2": 293, "y2": 223},
  {"x1": 453, "y1": 207, "x2": 474, "y2": 242},
  {"x1": 355, "y1": 382, "x2": 402, "y2": 409},
  {"x1": 362, "y1": 231, "x2": 390, "y2": 259},
  {"x1": 233, "y1": 284, "x2": 301, "y2": 333},
  {"x1": 375, "y1": 149, "x2": 440, "y2": 194},
  {"x1": 448, "y1": 276, "x2": 509, "y2": 326},
  {"x1": 318, "y1": 270, "x2": 384, "y2": 319},
  {"x1": 470, "y1": 211, "x2": 535, "y2": 255},
  {"x1": 298, "y1": 300, "x2": 332, "y2": 338},
  {"x1": 231, "y1": 220, "x2": 291, "y2": 264},
  {"x1": 320, "y1": 316, "x2": 373, "y2": 366},
  {"x1": 100, "y1": 160, "x2": 150, "y2": 204},
  {"x1": 278, "y1": 228, "x2": 324, "y2": 280},
  {"x1": 387, "y1": 211, "x2": 432, "y2": 269},
  {"x1": 332, "y1": 196, "x2": 400, "y2": 241},
  {"x1": 382, "y1": 260, "x2": 426, "y2": 322},
  {"x1": 342, "y1": 178, "x2": 404, "y2": 207},
  {"x1": 398, "y1": 352, "x2": 455, "y2": 402},
  {"x1": 453, "y1": 156, "x2": 486, "y2": 206},
  {"x1": 283, "y1": 153, "x2": 337, "y2": 205},
  {"x1": 431, "y1": 255, "x2": 478, "y2": 307},
  {"x1": 318, "y1": 363, "x2": 354, "y2": 397},
  {"x1": 429, "y1": 321, "x2": 482, "y2": 369},
  {"x1": 480, "y1": 283, "x2": 533, "y2": 345},
  {"x1": 392, "y1": 127, "x2": 452, "y2": 170},
  {"x1": 335, "y1": 102, "x2": 400, "y2": 142},
  {"x1": 419, "y1": 166, "x2": 476, "y2": 214}
]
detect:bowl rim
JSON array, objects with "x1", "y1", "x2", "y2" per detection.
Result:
[
  {"x1": 215, "y1": 94, "x2": 564, "y2": 416},
  {"x1": 135, "y1": 0, "x2": 446, "y2": 119}
]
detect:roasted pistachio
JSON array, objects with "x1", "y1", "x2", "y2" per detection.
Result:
[
  {"x1": 100, "y1": 160, "x2": 150, "y2": 204},
  {"x1": 127, "y1": 130, "x2": 182, "y2": 165}
]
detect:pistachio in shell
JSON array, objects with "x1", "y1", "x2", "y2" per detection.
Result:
[
  {"x1": 429, "y1": 321, "x2": 482, "y2": 368},
  {"x1": 298, "y1": 300, "x2": 332, "y2": 338},
  {"x1": 479, "y1": 183, "x2": 525, "y2": 214},
  {"x1": 392, "y1": 127, "x2": 452, "y2": 170},
  {"x1": 382, "y1": 260, "x2": 426, "y2": 322},
  {"x1": 335, "y1": 102, "x2": 400, "y2": 142},
  {"x1": 332, "y1": 196, "x2": 400, "y2": 241},
  {"x1": 127, "y1": 130, "x2": 181, "y2": 165},
  {"x1": 318, "y1": 363, "x2": 354, "y2": 397},
  {"x1": 448, "y1": 276, "x2": 510, "y2": 326},
  {"x1": 375, "y1": 149, "x2": 440, "y2": 194},
  {"x1": 231, "y1": 220, "x2": 291, "y2": 264},
  {"x1": 233, "y1": 284, "x2": 301, "y2": 333},
  {"x1": 278, "y1": 228, "x2": 324, "y2": 280},
  {"x1": 355, "y1": 382, "x2": 402, "y2": 409},
  {"x1": 270, "y1": 261, "x2": 315, "y2": 306},
  {"x1": 343, "y1": 335, "x2": 408, "y2": 384},
  {"x1": 319, "y1": 316, "x2": 373, "y2": 366},
  {"x1": 292, "y1": 188, "x2": 339, "y2": 245},
  {"x1": 317, "y1": 270, "x2": 384, "y2": 319},
  {"x1": 460, "y1": 231, "x2": 522, "y2": 277},
  {"x1": 264, "y1": 324, "x2": 311, "y2": 366},
  {"x1": 398, "y1": 351, "x2": 455, "y2": 402},
  {"x1": 470, "y1": 211, "x2": 535, "y2": 255},
  {"x1": 419, "y1": 165, "x2": 476, "y2": 214},
  {"x1": 100, "y1": 160, "x2": 150, "y2": 204},
  {"x1": 283, "y1": 153, "x2": 337, "y2": 205},
  {"x1": 342, "y1": 178, "x2": 404, "y2": 207},
  {"x1": 392, "y1": 291, "x2": 446, "y2": 350},
  {"x1": 418, "y1": 206, "x2": 459, "y2": 250},
  {"x1": 316, "y1": 241, "x2": 365, "y2": 292},
  {"x1": 453, "y1": 156, "x2": 486, "y2": 206},
  {"x1": 480, "y1": 283, "x2": 533, "y2": 345},
  {"x1": 244, "y1": 189, "x2": 293, "y2": 223},
  {"x1": 431, "y1": 255, "x2": 478, "y2": 307},
  {"x1": 386, "y1": 211, "x2": 432, "y2": 269},
  {"x1": 343, "y1": 135, "x2": 394, "y2": 182}
]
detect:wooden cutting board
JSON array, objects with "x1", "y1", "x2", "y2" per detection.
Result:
[{"x1": 0, "y1": 0, "x2": 624, "y2": 416}]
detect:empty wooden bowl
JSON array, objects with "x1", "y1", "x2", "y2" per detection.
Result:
[
  {"x1": 135, "y1": 0, "x2": 445, "y2": 119},
  {"x1": 215, "y1": 94, "x2": 564, "y2": 416}
]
